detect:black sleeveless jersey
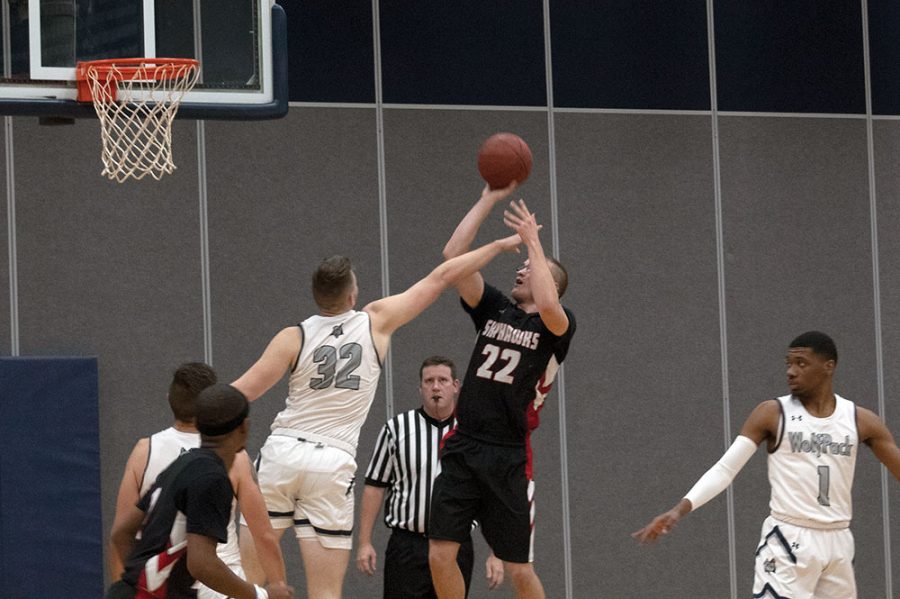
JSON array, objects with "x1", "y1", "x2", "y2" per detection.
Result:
[
  {"x1": 121, "y1": 448, "x2": 233, "y2": 598},
  {"x1": 455, "y1": 284, "x2": 576, "y2": 446}
]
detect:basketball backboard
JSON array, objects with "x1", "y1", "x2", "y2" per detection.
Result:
[{"x1": 0, "y1": 0, "x2": 286, "y2": 119}]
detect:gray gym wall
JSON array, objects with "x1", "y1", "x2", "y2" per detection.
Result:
[{"x1": 4, "y1": 1, "x2": 900, "y2": 597}]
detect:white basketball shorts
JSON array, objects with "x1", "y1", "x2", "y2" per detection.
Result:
[
  {"x1": 752, "y1": 515, "x2": 856, "y2": 599},
  {"x1": 253, "y1": 433, "x2": 357, "y2": 550}
]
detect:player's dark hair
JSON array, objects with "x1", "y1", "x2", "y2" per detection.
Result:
[
  {"x1": 168, "y1": 362, "x2": 218, "y2": 422},
  {"x1": 419, "y1": 355, "x2": 457, "y2": 381},
  {"x1": 548, "y1": 257, "x2": 569, "y2": 298},
  {"x1": 312, "y1": 255, "x2": 354, "y2": 310},
  {"x1": 789, "y1": 331, "x2": 838, "y2": 364},
  {"x1": 196, "y1": 384, "x2": 249, "y2": 437}
]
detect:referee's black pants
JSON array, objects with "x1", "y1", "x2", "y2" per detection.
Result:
[{"x1": 384, "y1": 528, "x2": 474, "y2": 599}]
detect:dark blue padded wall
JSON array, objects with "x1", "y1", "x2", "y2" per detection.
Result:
[{"x1": 0, "y1": 357, "x2": 102, "y2": 598}]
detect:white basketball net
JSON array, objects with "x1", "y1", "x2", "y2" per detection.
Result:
[{"x1": 84, "y1": 61, "x2": 200, "y2": 182}]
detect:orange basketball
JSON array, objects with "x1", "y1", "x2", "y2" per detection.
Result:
[{"x1": 477, "y1": 133, "x2": 533, "y2": 189}]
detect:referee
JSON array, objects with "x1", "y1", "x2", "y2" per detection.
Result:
[{"x1": 356, "y1": 356, "x2": 503, "y2": 598}]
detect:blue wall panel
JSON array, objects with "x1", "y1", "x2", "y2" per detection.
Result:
[
  {"x1": 380, "y1": 0, "x2": 546, "y2": 106},
  {"x1": 0, "y1": 357, "x2": 102, "y2": 599},
  {"x1": 551, "y1": 1, "x2": 710, "y2": 110},
  {"x1": 284, "y1": 0, "x2": 375, "y2": 103},
  {"x1": 715, "y1": 0, "x2": 865, "y2": 113}
]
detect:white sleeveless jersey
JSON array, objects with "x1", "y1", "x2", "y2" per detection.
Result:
[
  {"x1": 768, "y1": 394, "x2": 858, "y2": 529},
  {"x1": 142, "y1": 427, "x2": 241, "y2": 566},
  {"x1": 271, "y1": 310, "x2": 382, "y2": 456}
]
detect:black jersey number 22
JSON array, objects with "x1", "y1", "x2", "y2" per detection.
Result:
[{"x1": 476, "y1": 343, "x2": 521, "y2": 384}]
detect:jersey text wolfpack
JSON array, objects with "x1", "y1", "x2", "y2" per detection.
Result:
[{"x1": 769, "y1": 393, "x2": 858, "y2": 529}]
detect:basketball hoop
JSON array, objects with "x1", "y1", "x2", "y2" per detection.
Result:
[{"x1": 75, "y1": 58, "x2": 200, "y2": 182}]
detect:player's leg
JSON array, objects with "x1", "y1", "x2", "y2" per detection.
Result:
[
  {"x1": 813, "y1": 528, "x2": 856, "y2": 599},
  {"x1": 242, "y1": 435, "x2": 303, "y2": 582},
  {"x1": 456, "y1": 536, "x2": 475, "y2": 598},
  {"x1": 751, "y1": 517, "x2": 816, "y2": 599},
  {"x1": 428, "y1": 437, "x2": 481, "y2": 599},
  {"x1": 504, "y1": 562, "x2": 545, "y2": 599},
  {"x1": 293, "y1": 443, "x2": 357, "y2": 599},
  {"x1": 429, "y1": 540, "x2": 464, "y2": 598},
  {"x1": 297, "y1": 538, "x2": 350, "y2": 599},
  {"x1": 478, "y1": 449, "x2": 540, "y2": 599}
]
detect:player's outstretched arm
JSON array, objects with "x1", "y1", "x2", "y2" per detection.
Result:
[
  {"x1": 232, "y1": 451, "x2": 289, "y2": 588},
  {"x1": 356, "y1": 484, "x2": 387, "y2": 576},
  {"x1": 858, "y1": 406, "x2": 900, "y2": 481},
  {"x1": 108, "y1": 438, "x2": 149, "y2": 581},
  {"x1": 443, "y1": 182, "x2": 518, "y2": 306},
  {"x1": 231, "y1": 326, "x2": 302, "y2": 401},
  {"x1": 365, "y1": 234, "x2": 521, "y2": 353},
  {"x1": 503, "y1": 199, "x2": 568, "y2": 336},
  {"x1": 632, "y1": 400, "x2": 776, "y2": 544}
]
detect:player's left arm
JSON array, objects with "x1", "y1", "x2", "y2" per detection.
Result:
[
  {"x1": 857, "y1": 406, "x2": 900, "y2": 481},
  {"x1": 108, "y1": 438, "x2": 149, "y2": 581},
  {"x1": 503, "y1": 199, "x2": 568, "y2": 336},
  {"x1": 232, "y1": 451, "x2": 289, "y2": 586},
  {"x1": 364, "y1": 235, "x2": 522, "y2": 350}
]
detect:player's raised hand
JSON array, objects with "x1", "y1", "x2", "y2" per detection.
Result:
[
  {"x1": 503, "y1": 198, "x2": 540, "y2": 246},
  {"x1": 481, "y1": 180, "x2": 518, "y2": 205},
  {"x1": 631, "y1": 507, "x2": 684, "y2": 544}
]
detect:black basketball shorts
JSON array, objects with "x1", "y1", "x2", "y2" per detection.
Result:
[{"x1": 429, "y1": 433, "x2": 534, "y2": 564}]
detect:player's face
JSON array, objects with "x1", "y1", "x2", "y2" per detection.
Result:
[
  {"x1": 511, "y1": 260, "x2": 531, "y2": 303},
  {"x1": 785, "y1": 347, "x2": 834, "y2": 397},
  {"x1": 419, "y1": 365, "x2": 459, "y2": 419}
]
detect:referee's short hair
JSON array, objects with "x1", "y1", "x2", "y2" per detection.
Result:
[
  {"x1": 789, "y1": 331, "x2": 838, "y2": 364},
  {"x1": 419, "y1": 355, "x2": 457, "y2": 381}
]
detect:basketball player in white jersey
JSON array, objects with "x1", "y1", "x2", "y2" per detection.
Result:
[
  {"x1": 633, "y1": 331, "x2": 900, "y2": 598},
  {"x1": 231, "y1": 233, "x2": 525, "y2": 599},
  {"x1": 109, "y1": 363, "x2": 291, "y2": 598}
]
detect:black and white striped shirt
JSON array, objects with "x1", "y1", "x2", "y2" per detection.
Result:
[{"x1": 363, "y1": 407, "x2": 455, "y2": 534}]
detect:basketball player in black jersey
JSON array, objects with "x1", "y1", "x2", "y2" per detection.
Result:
[
  {"x1": 107, "y1": 384, "x2": 293, "y2": 599},
  {"x1": 429, "y1": 184, "x2": 576, "y2": 599}
]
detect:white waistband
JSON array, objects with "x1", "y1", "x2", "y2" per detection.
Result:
[
  {"x1": 770, "y1": 512, "x2": 850, "y2": 530},
  {"x1": 271, "y1": 428, "x2": 356, "y2": 458}
]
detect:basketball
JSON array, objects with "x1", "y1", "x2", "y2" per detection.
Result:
[{"x1": 477, "y1": 133, "x2": 533, "y2": 189}]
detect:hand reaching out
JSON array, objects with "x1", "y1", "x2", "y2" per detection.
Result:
[
  {"x1": 631, "y1": 508, "x2": 684, "y2": 545},
  {"x1": 502, "y1": 199, "x2": 540, "y2": 247}
]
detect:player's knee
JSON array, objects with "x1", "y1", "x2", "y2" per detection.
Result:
[
  {"x1": 506, "y1": 562, "x2": 537, "y2": 588},
  {"x1": 428, "y1": 540, "x2": 458, "y2": 571}
]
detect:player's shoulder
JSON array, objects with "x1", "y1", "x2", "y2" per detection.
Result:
[{"x1": 751, "y1": 397, "x2": 784, "y2": 424}]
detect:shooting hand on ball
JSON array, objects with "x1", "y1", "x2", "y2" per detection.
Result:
[{"x1": 480, "y1": 180, "x2": 518, "y2": 205}]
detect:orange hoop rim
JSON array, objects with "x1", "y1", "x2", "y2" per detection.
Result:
[{"x1": 75, "y1": 57, "x2": 200, "y2": 102}]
